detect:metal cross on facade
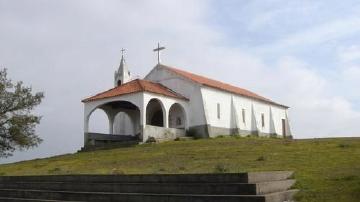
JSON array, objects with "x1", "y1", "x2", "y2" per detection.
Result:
[{"x1": 153, "y1": 43, "x2": 165, "y2": 64}]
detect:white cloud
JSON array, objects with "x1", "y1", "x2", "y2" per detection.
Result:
[
  {"x1": 259, "y1": 16, "x2": 360, "y2": 52},
  {"x1": 338, "y1": 45, "x2": 360, "y2": 62}
]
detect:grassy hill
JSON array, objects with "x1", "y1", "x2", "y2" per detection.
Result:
[{"x1": 0, "y1": 136, "x2": 360, "y2": 202}]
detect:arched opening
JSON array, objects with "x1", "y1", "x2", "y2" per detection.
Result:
[
  {"x1": 168, "y1": 103, "x2": 186, "y2": 129},
  {"x1": 146, "y1": 99, "x2": 165, "y2": 127},
  {"x1": 88, "y1": 108, "x2": 109, "y2": 134},
  {"x1": 104, "y1": 101, "x2": 140, "y2": 136},
  {"x1": 114, "y1": 112, "x2": 133, "y2": 135},
  {"x1": 87, "y1": 100, "x2": 140, "y2": 135}
]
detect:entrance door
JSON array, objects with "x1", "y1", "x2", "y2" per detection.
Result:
[{"x1": 282, "y1": 119, "x2": 286, "y2": 137}]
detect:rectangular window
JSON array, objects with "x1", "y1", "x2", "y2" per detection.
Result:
[
  {"x1": 261, "y1": 113, "x2": 265, "y2": 127},
  {"x1": 217, "y1": 103, "x2": 220, "y2": 119},
  {"x1": 242, "y1": 109, "x2": 246, "y2": 124}
]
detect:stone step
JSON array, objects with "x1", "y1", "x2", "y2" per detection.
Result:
[
  {"x1": 0, "y1": 171, "x2": 293, "y2": 184},
  {"x1": 0, "y1": 189, "x2": 299, "y2": 202},
  {"x1": 0, "y1": 179, "x2": 296, "y2": 195},
  {"x1": 0, "y1": 197, "x2": 81, "y2": 202}
]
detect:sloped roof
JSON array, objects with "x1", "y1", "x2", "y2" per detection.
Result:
[
  {"x1": 159, "y1": 64, "x2": 288, "y2": 108},
  {"x1": 82, "y1": 79, "x2": 188, "y2": 102}
]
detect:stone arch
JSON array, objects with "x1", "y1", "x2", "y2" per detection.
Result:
[
  {"x1": 86, "y1": 100, "x2": 140, "y2": 135},
  {"x1": 88, "y1": 108, "x2": 110, "y2": 134},
  {"x1": 168, "y1": 103, "x2": 186, "y2": 129},
  {"x1": 113, "y1": 109, "x2": 141, "y2": 136},
  {"x1": 146, "y1": 98, "x2": 165, "y2": 127},
  {"x1": 113, "y1": 111, "x2": 133, "y2": 135}
]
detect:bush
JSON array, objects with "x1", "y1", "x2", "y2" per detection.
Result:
[
  {"x1": 48, "y1": 167, "x2": 61, "y2": 174},
  {"x1": 213, "y1": 163, "x2": 228, "y2": 173},
  {"x1": 338, "y1": 143, "x2": 350, "y2": 148},
  {"x1": 146, "y1": 136, "x2": 156, "y2": 143},
  {"x1": 111, "y1": 168, "x2": 125, "y2": 175},
  {"x1": 230, "y1": 134, "x2": 241, "y2": 139},
  {"x1": 256, "y1": 156, "x2": 266, "y2": 161}
]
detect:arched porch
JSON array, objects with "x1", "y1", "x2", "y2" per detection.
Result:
[
  {"x1": 83, "y1": 91, "x2": 189, "y2": 147},
  {"x1": 85, "y1": 100, "x2": 141, "y2": 146}
]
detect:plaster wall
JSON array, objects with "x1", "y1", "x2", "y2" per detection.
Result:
[
  {"x1": 143, "y1": 125, "x2": 186, "y2": 142},
  {"x1": 142, "y1": 92, "x2": 189, "y2": 141},
  {"x1": 200, "y1": 86, "x2": 290, "y2": 137},
  {"x1": 145, "y1": 66, "x2": 206, "y2": 127}
]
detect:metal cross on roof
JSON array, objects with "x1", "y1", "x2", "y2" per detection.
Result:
[
  {"x1": 153, "y1": 42, "x2": 165, "y2": 64},
  {"x1": 121, "y1": 48, "x2": 125, "y2": 57}
]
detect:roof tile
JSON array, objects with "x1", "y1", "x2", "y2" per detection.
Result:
[
  {"x1": 82, "y1": 79, "x2": 187, "y2": 102},
  {"x1": 160, "y1": 65, "x2": 288, "y2": 108}
]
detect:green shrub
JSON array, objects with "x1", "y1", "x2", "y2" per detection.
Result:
[
  {"x1": 338, "y1": 143, "x2": 350, "y2": 148},
  {"x1": 146, "y1": 136, "x2": 156, "y2": 143},
  {"x1": 256, "y1": 156, "x2": 266, "y2": 161},
  {"x1": 111, "y1": 168, "x2": 125, "y2": 175},
  {"x1": 48, "y1": 167, "x2": 61, "y2": 174},
  {"x1": 213, "y1": 163, "x2": 228, "y2": 173}
]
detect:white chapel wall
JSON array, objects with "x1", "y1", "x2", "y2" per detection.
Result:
[
  {"x1": 200, "y1": 86, "x2": 289, "y2": 137},
  {"x1": 145, "y1": 66, "x2": 207, "y2": 127}
]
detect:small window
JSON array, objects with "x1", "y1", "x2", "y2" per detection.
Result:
[
  {"x1": 217, "y1": 103, "x2": 220, "y2": 119},
  {"x1": 242, "y1": 109, "x2": 246, "y2": 124},
  {"x1": 261, "y1": 113, "x2": 265, "y2": 127},
  {"x1": 176, "y1": 117, "x2": 182, "y2": 125}
]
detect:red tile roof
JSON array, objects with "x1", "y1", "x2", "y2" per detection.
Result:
[
  {"x1": 160, "y1": 65, "x2": 288, "y2": 108},
  {"x1": 82, "y1": 79, "x2": 188, "y2": 102}
]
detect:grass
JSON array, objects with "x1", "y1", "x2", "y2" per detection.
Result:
[{"x1": 0, "y1": 136, "x2": 360, "y2": 201}]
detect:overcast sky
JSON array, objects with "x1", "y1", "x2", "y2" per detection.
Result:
[{"x1": 1, "y1": 0, "x2": 360, "y2": 163}]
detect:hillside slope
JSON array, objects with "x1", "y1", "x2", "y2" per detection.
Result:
[{"x1": 0, "y1": 137, "x2": 360, "y2": 202}]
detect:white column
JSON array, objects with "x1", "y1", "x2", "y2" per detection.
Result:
[
  {"x1": 109, "y1": 116, "x2": 114, "y2": 135},
  {"x1": 163, "y1": 108, "x2": 169, "y2": 128},
  {"x1": 140, "y1": 93, "x2": 147, "y2": 142},
  {"x1": 84, "y1": 115, "x2": 89, "y2": 133}
]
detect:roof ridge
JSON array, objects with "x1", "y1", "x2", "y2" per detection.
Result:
[{"x1": 135, "y1": 79, "x2": 145, "y2": 91}]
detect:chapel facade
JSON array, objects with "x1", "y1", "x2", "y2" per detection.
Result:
[{"x1": 82, "y1": 48, "x2": 291, "y2": 147}]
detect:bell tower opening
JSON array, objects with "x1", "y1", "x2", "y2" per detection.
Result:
[{"x1": 114, "y1": 48, "x2": 131, "y2": 87}]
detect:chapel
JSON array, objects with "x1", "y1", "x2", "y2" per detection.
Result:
[{"x1": 82, "y1": 45, "x2": 291, "y2": 147}]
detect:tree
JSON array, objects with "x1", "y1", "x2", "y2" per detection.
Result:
[{"x1": 0, "y1": 68, "x2": 44, "y2": 157}]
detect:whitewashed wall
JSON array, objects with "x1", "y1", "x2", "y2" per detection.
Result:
[
  {"x1": 143, "y1": 92, "x2": 189, "y2": 128},
  {"x1": 200, "y1": 86, "x2": 290, "y2": 136},
  {"x1": 145, "y1": 65, "x2": 206, "y2": 127}
]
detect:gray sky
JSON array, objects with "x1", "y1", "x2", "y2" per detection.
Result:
[{"x1": 1, "y1": 0, "x2": 360, "y2": 163}]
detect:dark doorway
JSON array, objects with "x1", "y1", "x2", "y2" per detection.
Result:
[
  {"x1": 150, "y1": 110, "x2": 164, "y2": 126},
  {"x1": 146, "y1": 99, "x2": 165, "y2": 127}
]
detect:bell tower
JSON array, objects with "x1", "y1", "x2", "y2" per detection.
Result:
[{"x1": 114, "y1": 49, "x2": 131, "y2": 86}]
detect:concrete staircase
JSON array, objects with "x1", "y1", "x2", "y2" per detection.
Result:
[{"x1": 0, "y1": 171, "x2": 298, "y2": 202}]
